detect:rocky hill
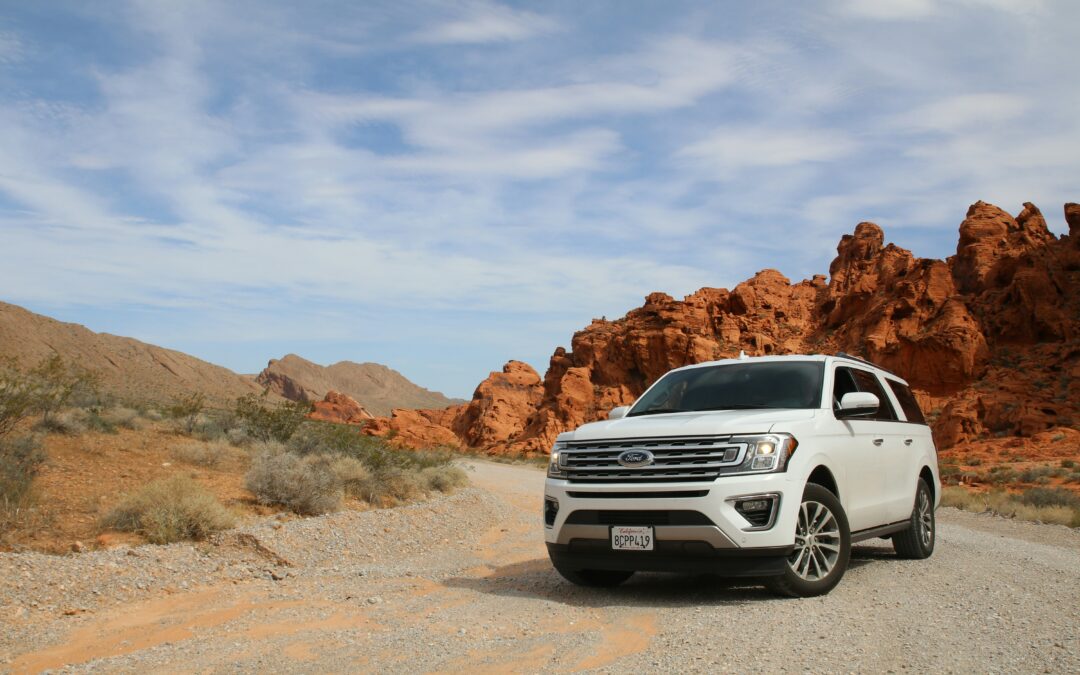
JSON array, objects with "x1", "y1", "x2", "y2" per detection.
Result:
[
  {"x1": 364, "y1": 201, "x2": 1079, "y2": 457},
  {"x1": 256, "y1": 354, "x2": 463, "y2": 417},
  {"x1": 0, "y1": 301, "x2": 266, "y2": 404}
]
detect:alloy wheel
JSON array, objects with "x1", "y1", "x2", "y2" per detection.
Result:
[{"x1": 789, "y1": 500, "x2": 842, "y2": 581}]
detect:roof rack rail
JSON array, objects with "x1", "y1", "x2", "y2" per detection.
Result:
[{"x1": 834, "y1": 352, "x2": 897, "y2": 376}]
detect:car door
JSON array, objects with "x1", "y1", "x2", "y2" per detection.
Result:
[
  {"x1": 847, "y1": 368, "x2": 909, "y2": 526},
  {"x1": 883, "y1": 377, "x2": 934, "y2": 521},
  {"x1": 822, "y1": 366, "x2": 888, "y2": 532}
]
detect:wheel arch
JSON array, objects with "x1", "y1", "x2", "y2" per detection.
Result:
[
  {"x1": 807, "y1": 465, "x2": 840, "y2": 499},
  {"x1": 919, "y1": 465, "x2": 936, "y2": 504}
]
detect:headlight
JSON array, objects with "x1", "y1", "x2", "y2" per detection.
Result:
[
  {"x1": 726, "y1": 434, "x2": 797, "y2": 475},
  {"x1": 547, "y1": 441, "x2": 567, "y2": 478}
]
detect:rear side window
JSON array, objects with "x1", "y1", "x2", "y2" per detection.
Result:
[
  {"x1": 848, "y1": 369, "x2": 899, "y2": 421},
  {"x1": 886, "y1": 379, "x2": 926, "y2": 424}
]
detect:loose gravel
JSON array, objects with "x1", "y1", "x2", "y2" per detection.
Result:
[{"x1": 2, "y1": 461, "x2": 1078, "y2": 673}]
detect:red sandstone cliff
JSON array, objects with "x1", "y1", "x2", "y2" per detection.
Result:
[{"x1": 365, "y1": 201, "x2": 1079, "y2": 457}]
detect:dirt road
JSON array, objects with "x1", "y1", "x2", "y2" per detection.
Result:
[{"x1": 3, "y1": 460, "x2": 1079, "y2": 673}]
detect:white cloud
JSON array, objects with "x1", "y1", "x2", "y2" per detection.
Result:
[
  {"x1": 890, "y1": 93, "x2": 1030, "y2": 132},
  {"x1": 411, "y1": 1, "x2": 559, "y2": 44},
  {"x1": 837, "y1": 0, "x2": 1044, "y2": 19},
  {"x1": 0, "y1": 32, "x2": 22, "y2": 63},
  {"x1": 678, "y1": 127, "x2": 857, "y2": 176}
]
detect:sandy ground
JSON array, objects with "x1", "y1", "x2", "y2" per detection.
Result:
[{"x1": 2, "y1": 460, "x2": 1079, "y2": 673}]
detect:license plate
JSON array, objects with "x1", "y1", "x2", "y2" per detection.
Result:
[{"x1": 611, "y1": 526, "x2": 654, "y2": 551}]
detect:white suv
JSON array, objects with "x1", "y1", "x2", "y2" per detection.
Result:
[{"x1": 543, "y1": 353, "x2": 939, "y2": 597}]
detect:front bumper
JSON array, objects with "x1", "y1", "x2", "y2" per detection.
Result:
[{"x1": 544, "y1": 472, "x2": 800, "y2": 573}]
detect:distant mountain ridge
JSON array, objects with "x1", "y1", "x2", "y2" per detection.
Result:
[
  {"x1": 256, "y1": 354, "x2": 463, "y2": 416},
  {"x1": 0, "y1": 301, "x2": 266, "y2": 404}
]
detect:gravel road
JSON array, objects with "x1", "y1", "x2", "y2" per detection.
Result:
[{"x1": 2, "y1": 460, "x2": 1079, "y2": 673}]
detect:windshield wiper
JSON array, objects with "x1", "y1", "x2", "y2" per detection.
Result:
[{"x1": 626, "y1": 407, "x2": 685, "y2": 417}]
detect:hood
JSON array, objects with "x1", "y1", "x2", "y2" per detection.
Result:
[{"x1": 560, "y1": 408, "x2": 818, "y2": 442}]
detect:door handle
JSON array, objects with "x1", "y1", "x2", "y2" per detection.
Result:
[
  {"x1": 904, "y1": 438, "x2": 913, "y2": 446},
  {"x1": 873, "y1": 438, "x2": 884, "y2": 446}
]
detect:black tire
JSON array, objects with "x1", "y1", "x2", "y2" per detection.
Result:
[
  {"x1": 766, "y1": 483, "x2": 851, "y2": 598},
  {"x1": 552, "y1": 563, "x2": 634, "y2": 588},
  {"x1": 893, "y1": 478, "x2": 935, "y2": 559}
]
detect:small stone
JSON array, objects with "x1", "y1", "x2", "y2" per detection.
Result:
[{"x1": 71, "y1": 541, "x2": 85, "y2": 553}]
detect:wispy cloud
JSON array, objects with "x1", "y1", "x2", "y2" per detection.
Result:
[
  {"x1": 0, "y1": 0, "x2": 1076, "y2": 396},
  {"x1": 678, "y1": 127, "x2": 857, "y2": 177},
  {"x1": 411, "y1": 1, "x2": 560, "y2": 44}
]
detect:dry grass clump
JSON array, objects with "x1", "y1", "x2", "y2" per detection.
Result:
[
  {"x1": 102, "y1": 474, "x2": 235, "y2": 544},
  {"x1": 244, "y1": 423, "x2": 470, "y2": 515},
  {"x1": 36, "y1": 405, "x2": 147, "y2": 435},
  {"x1": 101, "y1": 406, "x2": 143, "y2": 430},
  {"x1": 37, "y1": 409, "x2": 88, "y2": 435},
  {"x1": 0, "y1": 435, "x2": 46, "y2": 532},
  {"x1": 170, "y1": 439, "x2": 239, "y2": 468},
  {"x1": 245, "y1": 449, "x2": 344, "y2": 515},
  {"x1": 942, "y1": 486, "x2": 1080, "y2": 528}
]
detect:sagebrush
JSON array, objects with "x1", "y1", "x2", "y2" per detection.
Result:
[{"x1": 102, "y1": 474, "x2": 235, "y2": 544}]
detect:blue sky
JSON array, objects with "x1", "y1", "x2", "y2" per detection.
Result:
[{"x1": 1, "y1": 0, "x2": 1077, "y2": 399}]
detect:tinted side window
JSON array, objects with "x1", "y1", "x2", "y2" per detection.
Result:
[
  {"x1": 849, "y1": 369, "x2": 899, "y2": 421},
  {"x1": 886, "y1": 379, "x2": 926, "y2": 424},
  {"x1": 831, "y1": 367, "x2": 859, "y2": 410}
]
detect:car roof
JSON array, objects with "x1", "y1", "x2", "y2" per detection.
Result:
[{"x1": 668, "y1": 353, "x2": 909, "y2": 384}]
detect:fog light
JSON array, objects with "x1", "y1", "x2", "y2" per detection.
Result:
[
  {"x1": 739, "y1": 499, "x2": 770, "y2": 512},
  {"x1": 729, "y1": 493, "x2": 780, "y2": 531},
  {"x1": 544, "y1": 497, "x2": 559, "y2": 527}
]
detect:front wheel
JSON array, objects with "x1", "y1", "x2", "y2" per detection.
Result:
[
  {"x1": 766, "y1": 483, "x2": 851, "y2": 597},
  {"x1": 552, "y1": 563, "x2": 634, "y2": 588},
  {"x1": 893, "y1": 478, "x2": 935, "y2": 559}
]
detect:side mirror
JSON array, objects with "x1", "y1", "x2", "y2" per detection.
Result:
[
  {"x1": 835, "y1": 392, "x2": 879, "y2": 419},
  {"x1": 608, "y1": 406, "x2": 629, "y2": 420}
]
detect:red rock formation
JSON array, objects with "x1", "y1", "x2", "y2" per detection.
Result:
[
  {"x1": 363, "y1": 201, "x2": 1079, "y2": 459},
  {"x1": 309, "y1": 391, "x2": 374, "y2": 425},
  {"x1": 362, "y1": 406, "x2": 463, "y2": 449},
  {"x1": 451, "y1": 361, "x2": 543, "y2": 450}
]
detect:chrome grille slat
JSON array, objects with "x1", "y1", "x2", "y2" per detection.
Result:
[{"x1": 562, "y1": 436, "x2": 746, "y2": 484}]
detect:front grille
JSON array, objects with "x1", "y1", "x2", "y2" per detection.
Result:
[
  {"x1": 561, "y1": 436, "x2": 746, "y2": 483},
  {"x1": 565, "y1": 510, "x2": 714, "y2": 526}
]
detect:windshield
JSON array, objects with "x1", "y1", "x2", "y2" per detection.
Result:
[{"x1": 627, "y1": 361, "x2": 825, "y2": 417}]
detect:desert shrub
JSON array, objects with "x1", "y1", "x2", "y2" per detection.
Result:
[
  {"x1": 1018, "y1": 487, "x2": 1080, "y2": 509},
  {"x1": 329, "y1": 455, "x2": 371, "y2": 498},
  {"x1": 942, "y1": 487, "x2": 1080, "y2": 528},
  {"x1": 0, "y1": 358, "x2": 37, "y2": 439},
  {"x1": 1017, "y1": 465, "x2": 1057, "y2": 483},
  {"x1": 171, "y1": 440, "x2": 237, "y2": 468},
  {"x1": 143, "y1": 408, "x2": 164, "y2": 422},
  {"x1": 986, "y1": 466, "x2": 1018, "y2": 485},
  {"x1": 1062, "y1": 459, "x2": 1076, "y2": 469},
  {"x1": 83, "y1": 407, "x2": 119, "y2": 434},
  {"x1": 101, "y1": 474, "x2": 235, "y2": 544},
  {"x1": 36, "y1": 408, "x2": 88, "y2": 435},
  {"x1": 420, "y1": 464, "x2": 469, "y2": 493},
  {"x1": 245, "y1": 449, "x2": 343, "y2": 515},
  {"x1": 225, "y1": 426, "x2": 250, "y2": 446},
  {"x1": 234, "y1": 394, "x2": 311, "y2": 443},
  {"x1": 102, "y1": 407, "x2": 143, "y2": 430},
  {"x1": 190, "y1": 413, "x2": 226, "y2": 441},
  {"x1": 168, "y1": 393, "x2": 206, "y2": 434},
  {"x1": 0, "y1": 435, "x2": 46, "y2": 522},
  {"x1": 28, "y1": 354, "x2": 98, "y2": 425}
]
